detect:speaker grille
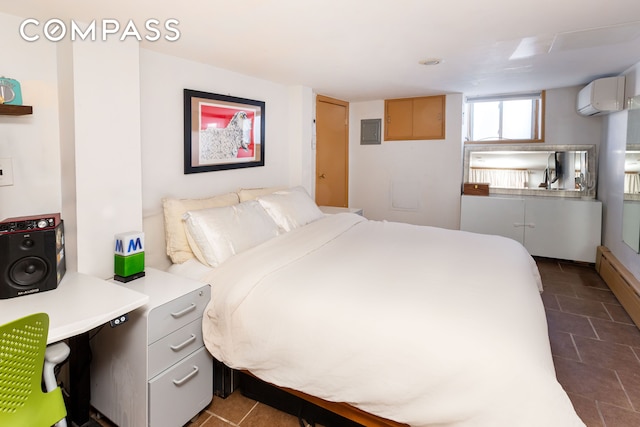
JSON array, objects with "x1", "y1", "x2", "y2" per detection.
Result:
[{"x1": 9, "y1": 256, "x2": 49, "y2": 287}]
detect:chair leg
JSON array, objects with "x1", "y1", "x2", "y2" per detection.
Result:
[{"x1": 45, "y1": 342, "x2": 71, "y2": 427}]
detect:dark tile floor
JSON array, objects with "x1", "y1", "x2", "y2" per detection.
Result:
[
  {"x1": 93, "y1": 389, "x2": 308, "y2": 427},
  {"x1": 538, "y1": 257, "x2": 640, "y2": 427},
  {"x1": 96, "y1": 257, "x2": 640, "y2": 426}
]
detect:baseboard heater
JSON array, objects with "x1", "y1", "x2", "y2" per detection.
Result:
[{"x1": 596, "y1": 246, "x2": 640, "y2": 328}]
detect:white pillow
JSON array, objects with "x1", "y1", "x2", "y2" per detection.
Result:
[
  {"x1": 256, "y1": 186, "x2": 324, "y2": 232},
  {"x1": 182, "y1": 200, "x2": 280, "y2": 267},
  {"x1": 162, "y1": 192, "x2": 240, "y2": 263}
]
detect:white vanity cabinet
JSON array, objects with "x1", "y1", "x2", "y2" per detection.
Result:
[
  {"x1": 460, "y1": 195, "x2": 602, "y2": 262},
  {"x1": 90, "y1": 268, "x2": 212, "y2": 427}
]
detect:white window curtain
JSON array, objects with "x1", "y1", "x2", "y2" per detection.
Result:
[
  {"x1": 470, "y1": 168, "x2": 528, "y2": 188},
  {"x1": 625, "y1": 172, "x2": 640, "y2": 194}
]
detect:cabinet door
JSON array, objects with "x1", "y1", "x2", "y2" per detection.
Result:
[
  {"x1": 524, "y1": 198, "x2": 602, "y2": 262},
  {"x1": 385, "y1": 98, "x2": 413, "y2": 140},
  {"x1": 413, "y1": 95, "x2": 445, "y2": 139},
  {"x1": 460, "y1": 196, "x2": 525, "y2": 244}
]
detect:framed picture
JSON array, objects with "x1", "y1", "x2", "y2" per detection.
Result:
[{"x1": 184, "y1": 89, "x2": 265, "y2": 173}]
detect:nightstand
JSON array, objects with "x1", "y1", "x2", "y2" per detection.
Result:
[
  {"x1": 90, "y1": 268, "x2": 212, "y2": 427},
  {"x1": 319, "y1": 206, "x2": 364, "y2": 216}
]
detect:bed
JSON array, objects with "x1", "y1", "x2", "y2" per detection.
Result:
[{"x1": 144, "y1": 186, "x2": 585, "y2": 427}]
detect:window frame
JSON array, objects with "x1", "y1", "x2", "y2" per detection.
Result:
[{"x1": 465, "y1": 90, "x2": 545, "y2": 144}]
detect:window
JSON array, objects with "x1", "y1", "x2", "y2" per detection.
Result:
[{"x1": 466, "y1": 91, "x2": 545, "y2": 143}]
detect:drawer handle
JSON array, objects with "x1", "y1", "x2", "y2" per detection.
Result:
[
  {"x1": 172, "y1": 366, "x2": 199, "y2": 386},
  {"x1": 170, "y1": 303, "x2": 196, "y2": 318},
  {"x1": 170, "y1": 334, "x2": 197, "y2": 352}
]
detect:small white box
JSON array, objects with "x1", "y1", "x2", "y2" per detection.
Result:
[{"x1": 114, "y1": 231, "x2": 144, "y2": 256}]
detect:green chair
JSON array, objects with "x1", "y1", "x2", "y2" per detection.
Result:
[{"x1": 0, "y1": 312, "x2": 67, "y2": 427}]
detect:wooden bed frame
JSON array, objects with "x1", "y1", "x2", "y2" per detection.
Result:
[{"x1": 239, "y1": 371, "x2": 410, "y2": 427}]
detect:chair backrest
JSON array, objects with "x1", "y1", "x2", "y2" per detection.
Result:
[{"x1": 0, "y1": 312, "x2": 67, "y2": 427}]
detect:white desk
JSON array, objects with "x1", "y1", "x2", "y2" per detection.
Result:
[
  {"x1": 0, "y1": 271, "x2": 149, "y2": 343},
  {"x1": 0, "y1": 271, "x2": 149, "y2": 427}
]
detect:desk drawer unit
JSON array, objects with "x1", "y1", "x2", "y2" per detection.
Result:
[
  {"x1": 149, "y1": 347, "x2": 213, "y2": 427},
  {"x1": 91, "y1": 268, "x2": 212, "y2": 427}
]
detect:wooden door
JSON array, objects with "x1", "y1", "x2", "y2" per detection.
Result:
[{"x1": 315, "y1": 95, "x2": 349, "y2": 207}]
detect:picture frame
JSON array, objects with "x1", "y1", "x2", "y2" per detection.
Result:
[{"x1": 184, "y1": 89, "x2": 265, "y2": 174}]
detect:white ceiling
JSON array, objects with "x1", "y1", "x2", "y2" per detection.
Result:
[{"x1": 2, "y1": 0, "x2": 640, "y2": 102}]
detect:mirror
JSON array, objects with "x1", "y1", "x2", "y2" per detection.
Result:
[
  {"x1": 463, "y1": 144, "x2": 596, "y2": 198},
  {"x1": 623, "y1": 96, "x2": 640, "y2": 252}
]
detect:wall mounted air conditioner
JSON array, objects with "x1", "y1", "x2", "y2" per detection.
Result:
[{"x1": 577, "y1": 76, "x2": 625, "y2": 116}]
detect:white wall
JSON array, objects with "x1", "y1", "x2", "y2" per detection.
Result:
[
  {"x1": 139, "y1": 49, "x2": 308, "y2": 215},
  {"x1": 57, "y1": 39, "x2": 78, "y2": 272},
  {"x1": 0, "y1": 11, "x2": 310, "y2": 279},
  {"x1": 544, "y1": 86, "x2": 604, "y2": 149},
  {"x1": 3, "y1": 6, "x2": 627, "y2": 280},
  {"x1": 600, "y1": 62, "x2": 640, "y2": 281},
  {"x1": 68, "y1": 39, "x2": 143, "y2": 278},
  {"x1": 0, "y1": 12, "x2": 144, "y2": 279},
  {"x1": 349, "y1": 94, "x2": 464, "y2": 229},
  {"x1": 288, "y1": 86, "x2": 315, "y2": 193},
  {"x1": 348, "y1": 88, "x2": 600, "y2": 230},
  {"x1": 0, "y1": 12, "x2": 61, "y2": 218}
]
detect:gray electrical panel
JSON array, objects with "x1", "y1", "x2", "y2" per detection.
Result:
[{"x1": 360, "y1": 119, "x2": 381, "y2": 145}]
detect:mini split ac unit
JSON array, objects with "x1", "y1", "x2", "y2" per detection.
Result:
[{"x1": 577, "y1": 76, "x2": 625, "y2": 116}]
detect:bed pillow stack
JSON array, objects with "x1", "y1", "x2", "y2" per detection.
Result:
[{"x1": 173, "y1": 186, "x2": 325, "y2": 268}]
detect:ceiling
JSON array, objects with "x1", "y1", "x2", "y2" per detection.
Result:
[{"x1": 2, "y1": 0, "x2": 640, "y2": 102}]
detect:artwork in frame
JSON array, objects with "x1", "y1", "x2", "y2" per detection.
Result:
[{"x1": 184, "y1": 89, "x2": 265, "y2": 173}]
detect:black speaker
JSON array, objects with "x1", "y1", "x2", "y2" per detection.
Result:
[{"x1": 0, "y1": 221, "x2": 66, "y2": 299}]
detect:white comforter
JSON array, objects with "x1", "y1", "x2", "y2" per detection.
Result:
[{"x1": 198, "y1": 213, "x2": 584, "y2": 427}]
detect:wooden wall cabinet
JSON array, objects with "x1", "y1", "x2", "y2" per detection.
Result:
[{"x1": 384, "y1": 95, "x2": 445, "y2": 140}]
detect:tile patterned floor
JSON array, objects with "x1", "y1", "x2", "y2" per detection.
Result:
[
  {"x1": 538, "y1": 257, "x2": 640, "y2": 426},
  {"x1": 93, "y1": 390, "x2": 309, "y2": 427},
  {"x1": 95, "y1": 257, "x2": 640, "y2": 426}
]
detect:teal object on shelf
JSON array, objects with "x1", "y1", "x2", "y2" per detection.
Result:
[{"x1": 0, "y1": 77, "x2": 23, "y2": 105}]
